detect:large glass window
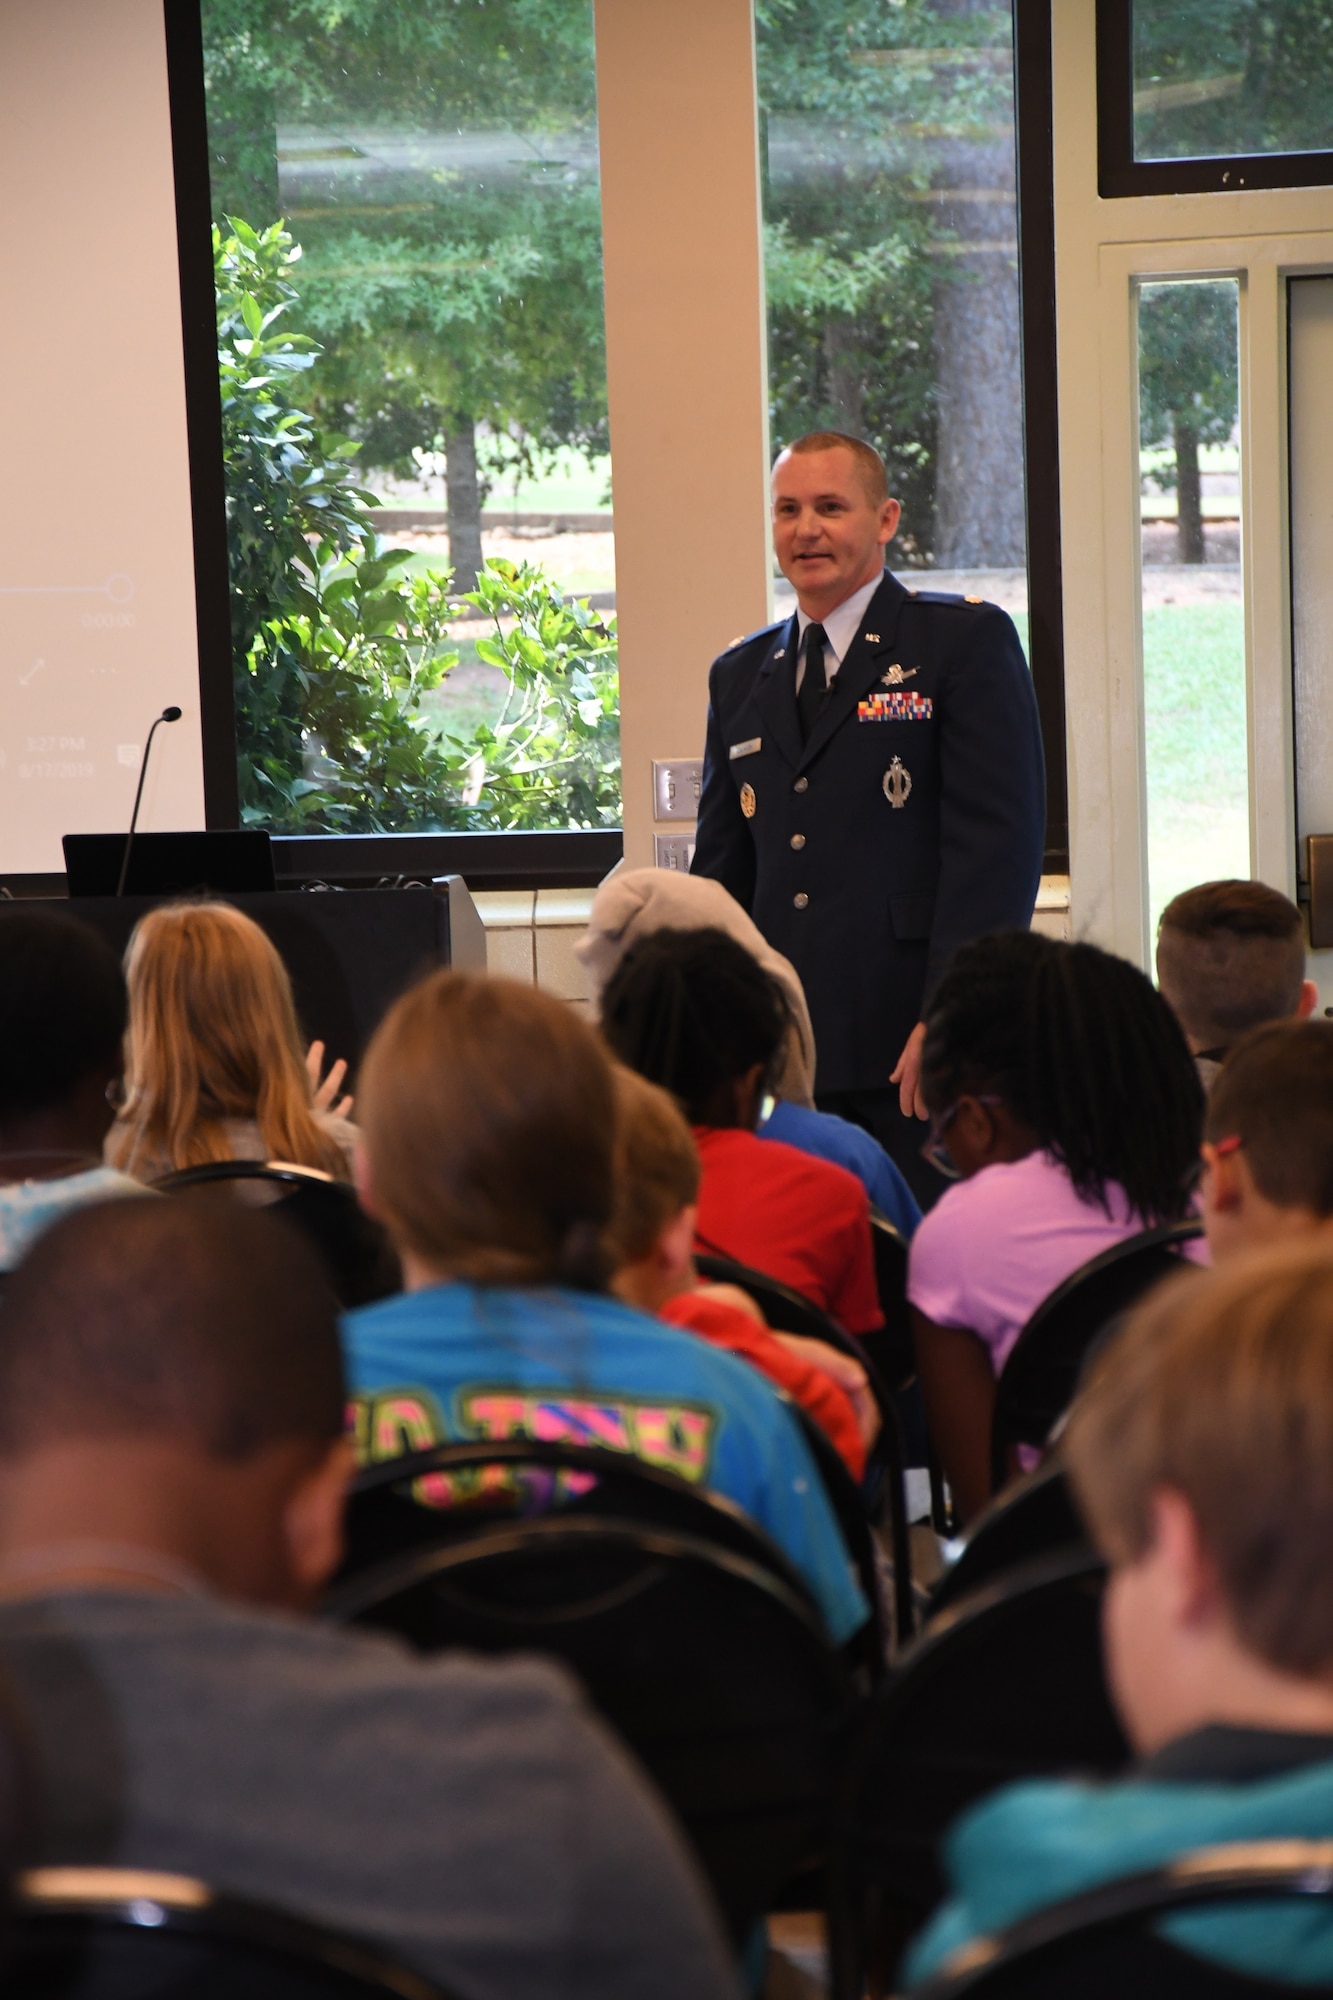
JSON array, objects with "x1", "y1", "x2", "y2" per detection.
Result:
[
  {"x1": 201, "y1": 1, "x2": 618, "y2": 835},
  {"x1": 756, "y1": 1, "x2": 1028, "y2": 648},
  {"x1": 1136, "y1": 278, "x2": 1248, "y2": 931},
  {"x1": 1133, "y1": 2, "x2": 1333, "y2": 162}
]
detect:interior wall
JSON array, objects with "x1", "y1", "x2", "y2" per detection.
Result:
[
  {"x1": 0, "y1": 0, "x2": 205, "y2": 874},
  {"x1": 594, "y1": 0, "x2": 773, "y2": 871}
]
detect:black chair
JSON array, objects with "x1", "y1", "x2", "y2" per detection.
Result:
[
  {"x1": 926, "y1": 1458, "x2": 1089, "y2": 1623},
  {"x1": 335, "y1": 1436, "x2": 818, "y2": 1610},
  {"x1": 789, "y1": 1406, "x2": 890, "y2": 1672},
  {"x1": 866, "y1": 1210, "x2": 915, "y2": 1393},
  {"x1": 912, "y1": 1839, "x2": 1333, "y2": 1999},
  {"x1": 326, "y1": 1512, "x2": 858, "y2": 1955},
  {"x1": 693, "y1": 1252, "x2": 915, "y2": 1643},
  {"x1": 155, "y1": 1161, "x2": 400, "y2": 1307},
  {"x1": 990, "y1": 1221, "x2": 1204, "y2": 1491},
  {"x1": 1, "y1": 1866, "x2": 455, "y2": 1997},
  {"x1": 847, "y1": 1549, "x2": 1127, "y2": 1948}
]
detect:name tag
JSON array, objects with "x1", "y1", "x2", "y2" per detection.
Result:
[
  {"x1": 729, "y1": 737, "x2": 762, "y2": 760},
  {"x1": 857, "y1": 692, "x2": 933, "y2": 722}
]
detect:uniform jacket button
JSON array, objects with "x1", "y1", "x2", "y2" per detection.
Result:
[
  {"x1": 793, "y1": 892, "x2": 809, "y2": 909},
  {"x1": 790, "y1": 834, "x2": 805, "y2": 850},
  {"x1": 793, "y1": 776, "x2": 808, "y2": 793}
]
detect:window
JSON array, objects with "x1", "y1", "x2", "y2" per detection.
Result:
[
  {"x1": 756, "y1": 1, "x2": 1029, "y2": 649},
  {"x1": 1136, "y1": 278, "x2": 1248, "y2": 931},
  {"x1": 1099, "y1": 0, "x2": 1333, "y2": 195},
  {"x1": 200, "y1": 0, "x2": 619, "y2": 835}
]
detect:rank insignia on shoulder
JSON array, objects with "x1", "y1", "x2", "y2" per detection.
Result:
[
  {"x1": 729, "y1": 737, "x2": 762, "y2": 760},
  {"x1": 740, "y1": 782, "x2": 757, "y2": 819},
  {"x1": 965, "y1": 594, "x2": 984, "y2": 605},
  {"x1": 883, "y1": 757, "x2": 912, "y2": 808},
  {"x1": 725, "y1": 634, "x2": 746, "y2": 649},
  {"x1": 881, "y1": 664, "x2": 917, "y2": 686}
]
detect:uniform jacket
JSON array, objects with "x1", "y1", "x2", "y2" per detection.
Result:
[{"x1": 691, "y1": 569, "x2": 1046, "y2": 1094}]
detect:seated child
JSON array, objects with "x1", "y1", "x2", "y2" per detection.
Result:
[
  {"x1": 607, "y1": 1063, "x2": 876, "y2": 1479},
  {"x1": 908, "y1": 930, "x2": 1204, "y2": 1522},
  {"x1": 0, "y1": 909, "x2": 145, "y2": 1269},
  {"x1": 599, "y1": 927, "x2": 883, "y2": 1336},
  {"x1": 907, "y1": 1240, "x2": 1333, "y2": 1992},
  {"x1": 1156, "y1": 879, "x2": 1316, "y2": 1091},
  {"x1": 1201, "y1": 1018, "x2": 1333, "y2": 1263},
  {"x1": 343, "y1": 968, "x2": 867, "y2": 1644}
]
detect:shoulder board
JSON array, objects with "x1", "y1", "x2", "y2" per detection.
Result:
[
  {"x1": 905, "y1": 588, "x2": 989, "y2": 608},
  {"x1": 720, "y1": 619, "x2": 784, "y2": 654}
]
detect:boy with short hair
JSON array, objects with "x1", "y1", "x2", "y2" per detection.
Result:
[
  {"x1": 1156, "y1": 879, "x2": 1316, "y2": 1089},
  {"x1": 905, "y1": 1242, "x2": 1333, "y2": 1990},
  {"x1": 607, "y1": 1064, "x2": 873, "y2": 1478},
  {"x1": 1200, "y1": 1018, "x2": 1333, "y2": 1263}
]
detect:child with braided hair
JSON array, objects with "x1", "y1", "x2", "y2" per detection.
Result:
[{"x1": 908, "y1": 930, "x2": 1205, "y2": 1521}]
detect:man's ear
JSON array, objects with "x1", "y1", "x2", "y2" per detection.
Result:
[
  {"x1": 284, "y1": 1437, "x2": 355, "y2": 1603},
  {"x1": 877, "y1": 496, "x2": 903, "y2": 546},
  {"x1": 1200, "y1": 1140, "x2": 1244, "y2": 1215},
  {"x1": 1298, "y1": 980, "x2": 1320, "y2": 1021}
]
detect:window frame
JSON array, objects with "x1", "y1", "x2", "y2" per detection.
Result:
[
  {"x1": 1097, "y1": 0, "x2": 1333, "y2": 200},
  {"x1": 164, "y1": 0, "x2": 1068, "y2": 875}
]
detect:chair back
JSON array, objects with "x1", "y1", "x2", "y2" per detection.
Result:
[
  {"x1": 914, "y1": 1839, "x2": 1333, "y2": 1999},
  {"x1": 692, "y1": 1250, "x2": 915, "y2": 1641},
  {"x1": 335, "y1": 1437, "x2": 815, "y2": 1608},
  {"x1": 926, "y1": 1459, "x2": 1088, "y2": 1622},
  {"x1": 155, "y1": 1161, "x2": 400, "y2": 1306},
  {"x1": 990, "y1": 1222, "x2": 1203, "y2": 1489},
  {"x1": 851, "y1": 1549, "x2": 1127, "y2": 1923},
  {"x1": 787, "y1": 1406, "x2": 889, "y2": 1671},
  {"x1": 866, "y1": 1211, "x2": 915, "y2": 1392},
  {"x1": 327, "y1": 1514, "x2": 855, "y2": 1949},
  {"x1": 1, "y1": 1867, "x2": 454, "y2": 1997}
]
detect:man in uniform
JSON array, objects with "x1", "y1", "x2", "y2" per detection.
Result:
[{"x1": 691, "y1": 431, "x2": 1045, "y2": 1201}]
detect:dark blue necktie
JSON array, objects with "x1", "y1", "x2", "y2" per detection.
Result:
[{"x1": 797, "y1": 623, "x2": 828, "y2": 745}]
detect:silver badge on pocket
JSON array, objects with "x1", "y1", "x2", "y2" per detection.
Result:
[{"x1": 883, "y1": 758, "x2": 912, "y2": 809}]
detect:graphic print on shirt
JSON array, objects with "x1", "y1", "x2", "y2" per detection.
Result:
[{"x1": 349, "y1": 1383, "x2": 719, "y2": 1512}]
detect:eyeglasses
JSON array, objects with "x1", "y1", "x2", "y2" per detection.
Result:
[{"x1": 920, "y1": 1094, "x2": 1003, "y2": 1179}]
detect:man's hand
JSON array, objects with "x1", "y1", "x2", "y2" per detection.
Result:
[
  {"x1": 306, "y1": 1040, "x2": 354, "y2": 1121},
  {"x1": 890, "y1": 1020, "x2": 928, "y2": 1120}
]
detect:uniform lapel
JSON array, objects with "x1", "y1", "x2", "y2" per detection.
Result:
[
  {"x1": 749, "y1": 612, "x2": 803, "y2": 771},
  {"x1": 798, "y1": 573, "x2": 911, "y2": 771}
]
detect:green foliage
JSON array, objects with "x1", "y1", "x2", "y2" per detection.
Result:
[
  {"x1": 1133, "y1": 0, "x2": 1333, "y2": 162},
  {"x1": 215, "y1": 214, "x2": 620, "y2": 832},
  {"x1": 1138, "y1": 280, "x2": 1239, "y2": 455}
]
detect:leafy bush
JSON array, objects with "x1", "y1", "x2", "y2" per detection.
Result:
[{"x1": 215, "y1": 215, "x2": 620, "y2": 832}]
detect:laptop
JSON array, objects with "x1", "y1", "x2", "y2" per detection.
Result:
[{"x1": 62, "y1": 830, "x2": 276, "y2": 898}]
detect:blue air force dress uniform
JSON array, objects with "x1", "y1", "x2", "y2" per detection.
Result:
[{"x1": 691, "y1": 567, "x2": 1046, "y2": 1124}]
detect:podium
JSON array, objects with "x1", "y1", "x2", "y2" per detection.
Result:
[{"x1": 33, "y1": 877, "x2": 486, "y2": 1074}]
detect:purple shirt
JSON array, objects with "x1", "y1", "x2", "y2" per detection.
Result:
[{"x1": 907, "y1": 1149, "x2": 1205, "y2": 1375}]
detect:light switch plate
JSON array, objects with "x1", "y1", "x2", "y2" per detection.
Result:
[
  {"x1": 651, "y1": 759, "x2": 703, "y2": 821},
  {"x1": 654, "y1": 834, "x2": 696, "y2": 872}
]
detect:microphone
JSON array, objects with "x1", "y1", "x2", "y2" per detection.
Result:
[{"x1": 116, "y1": 706, "x2": 183, "y2": 897}]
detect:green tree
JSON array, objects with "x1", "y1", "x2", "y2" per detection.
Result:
[
  {"x1": 217, "y1": 216, "x2": 619, "y2": 832},
  {"x1": 1133, "y1": 0, "x2": 1333, "y2": 161},
  {"x1": 1138, "y1": 281, "x2": 1238, "y2": 565},
  {"x1": 200, "y1": 0, "x2": 608, "y2": 592}
]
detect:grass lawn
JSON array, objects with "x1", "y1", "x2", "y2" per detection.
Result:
[{"x1": 1143, "y1": 601, "x2": 1249, "y2": 932}]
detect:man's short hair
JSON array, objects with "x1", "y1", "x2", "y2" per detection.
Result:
[
  {"x1": 358, "y1": 970, "x2": 617, "y2": 1290},
  {"x1": 1156, "y1": 879, "x2": 1306, "y2": 1052},
  {"x1": 0, "y1": 1198, "x2": 345, "y2": 1459},
  {"x1": 1204, "y1": 1019, "x2": 1333, "y2": 1216},
  {"x1": 775, "y1": 431, "x2": 888, "y2": 505},
  {"x1": 0, "y1": 909, "x2": 125, "y2": 1114},
  {"x1": 605, "y1": 1065, "x2": 701, "y2": 1268},
  {"x1": 1065, "y1": 1241, "x2": 1333, "y2": 1676}
]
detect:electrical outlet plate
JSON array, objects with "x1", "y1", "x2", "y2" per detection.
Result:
[
  {"x1": 651, "y1": 759, "x2": 703, "y2": 821},
  {"x1": 654, "y1": 833, "x2": 696, "y2": 872}
]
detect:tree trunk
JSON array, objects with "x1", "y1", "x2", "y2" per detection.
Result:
[
  {"x1": 823, "y1": 319, "x2": 865, "y2": 435},
  {"x1": 445, "y1": 418, "x2": 485, "y2": 595},
  {"x1": 1173, "y1": 415, "x2": 1205, "y2": 563}
]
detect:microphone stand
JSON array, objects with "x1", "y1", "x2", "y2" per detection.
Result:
[{"x1": 116, "y1": 707, "x2": 181, "y2": 897}]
